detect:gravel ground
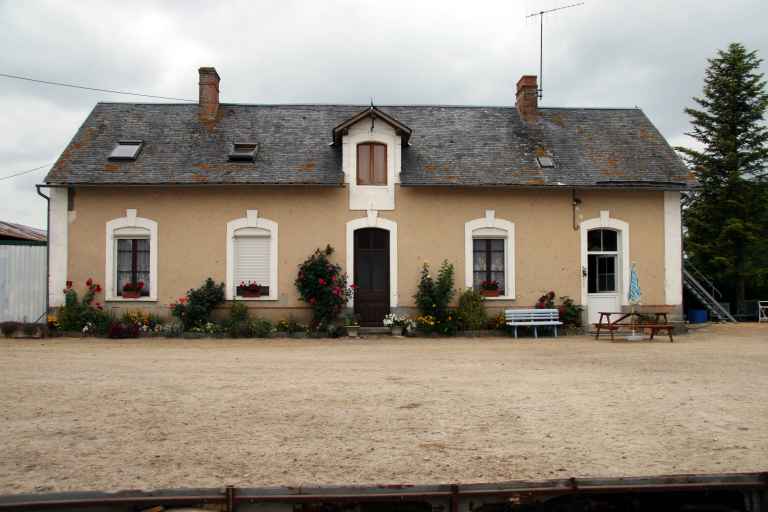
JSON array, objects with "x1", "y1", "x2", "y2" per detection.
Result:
[{"x1": 1, "y1": 323, "x2": 766, "y2": 494}]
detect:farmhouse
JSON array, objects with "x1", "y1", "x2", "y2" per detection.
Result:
[{"x1": 42, "y1": 68, "x2": 693, "y2": 326}]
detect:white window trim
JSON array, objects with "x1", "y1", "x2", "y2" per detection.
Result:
[
  {"x1": 580, "y1": 210, "x2": 630, "y2": 307},
  {"x1": 105, "y1": 209, "x2": 158, "y2": 302},
  {"x1": 464, "y1": 210, "x2": 516, "y2": 300},
  {"x1": 226, "y1": 210, "x2": 278, "y2": 301},
  {"x1": 345, "y1": 210, "x2": 398, "y2": 307}
]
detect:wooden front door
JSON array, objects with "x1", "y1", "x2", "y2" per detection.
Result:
[{"x1": 354, "y1": 228, "x2": 390, "y2": 326}]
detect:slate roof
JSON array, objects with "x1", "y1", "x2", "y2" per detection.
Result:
[
  {"x1": 0, "y1": 221, "x2": 47, "y2": 242},
  {"x1": 45, "y1": 103, "x2": 693, "y2": 189}
]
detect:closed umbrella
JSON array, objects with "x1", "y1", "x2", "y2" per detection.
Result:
[{"x1": 627, "y1": 263, "x2": 644, "y2": 340}]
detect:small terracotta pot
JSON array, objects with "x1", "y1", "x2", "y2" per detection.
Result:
[{"x1": 480, "y1": 289, "x2": 500, "y2": 297}]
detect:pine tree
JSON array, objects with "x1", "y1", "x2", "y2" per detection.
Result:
[{"x1": 677, "y1": 43, "x2": 768, "y2": 308}]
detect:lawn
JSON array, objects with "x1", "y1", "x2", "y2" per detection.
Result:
[{"x1": 1, "y1": 323, "x2": 766, "y2": 494}]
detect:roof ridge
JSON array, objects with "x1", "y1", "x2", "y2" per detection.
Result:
[{"x1": 94, "y1": 102, "x2": 642, "y2": 111}]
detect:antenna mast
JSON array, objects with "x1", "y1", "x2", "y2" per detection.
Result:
[{"x1": 526, "y1": 2, "x2": 584, "y2": 100}]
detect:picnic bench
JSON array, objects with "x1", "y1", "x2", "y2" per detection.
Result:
[
  {"x1": 594, "y1": 311, "x2": 674, "y2": 342},
  {"x1": 505, "y1": 308, "x2": 562, "y2": 339}
]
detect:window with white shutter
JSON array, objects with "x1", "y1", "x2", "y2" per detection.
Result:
[
  {"x1": 226, "y1": 211, "x2": 278, "y2": 301},
  {"x1": 234, "y1": 235, "x2": 271, "y2": 297}
]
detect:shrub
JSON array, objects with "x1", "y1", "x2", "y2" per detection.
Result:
[
  {"x1": 190, "y1": 322, "x2": 221, "y2": 336},
  {"x1": 228, "y1": 320, "x2": 252, "y2": 338},
  {"x1": 161, "y1": 321, "x2": 184, "y2": 337},
  {"x1": 1, "y1": 321, "x2": 20, "y2": 337},
  {"x1": 456, "y1": 289, "x2": 487, "y2": 330},
  {"x1": 57, "y1": 279, "x2": 104, "y2": 332},
  {"x1": 249, "y1": 318, "x2": 274, "y2": 338},
  {"x1": 414, "y1": 261, "x2": 456, "y2": 334},
  {"x1": 534, "y1": 291, "x2": 584, "y2": 329},
  {"x1": 535, "y1": 291, "x2": 556, "y2": 309},
  {"x1": 487, "y1": 312, "x2": 506, "y2": 330},
  {"x1": 295, "y1": 245, "x2": 353, "y2": 330},
  {"x1": 229, "y1": 300, "x2": 250, "y2": 324},
  {"x1": 558, "y1": 296, "x2": 583, "y2": 328},
  {"x1": 170, "y1": 278, "x2": 225, "y2": 330}
]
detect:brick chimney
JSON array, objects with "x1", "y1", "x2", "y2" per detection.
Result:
[
  {"x1": 516, "y1": 75, "x2": 538, "y2": 122},
  {"x1": 198, "y1": 67, "x2": 220, "y2": 122}
]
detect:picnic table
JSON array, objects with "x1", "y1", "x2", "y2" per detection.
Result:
[{"x1": 594, "y1": 311, "x2": 674, "y2": 342}]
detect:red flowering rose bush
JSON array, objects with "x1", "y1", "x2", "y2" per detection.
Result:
[
  {"x1": 533, "y1": 290, "x2": 583, "y2": 328},
  {"x1": 294, "y1": 245, "x2": 353, "y2": 330},
  {"x1": 56, "y1": 278, "x2": 111, "y2": 334}
]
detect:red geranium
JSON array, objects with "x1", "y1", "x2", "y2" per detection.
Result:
[
  {"x1": 86, "y1": 278, "x2": 93, "y2": 287},
  {"x1": 66, "y1": 280, "x2": 73, "y2": 289}
]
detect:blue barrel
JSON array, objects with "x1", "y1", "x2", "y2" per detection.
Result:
[{"x1": 688, "y1": 309, "x2": 708, "y2": 323}]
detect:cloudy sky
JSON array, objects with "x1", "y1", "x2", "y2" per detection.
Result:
[{"x1": 0, "y1": 0, "x2": 766, "y2": 229}]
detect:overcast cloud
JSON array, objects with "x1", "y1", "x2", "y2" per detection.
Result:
[{"x1": 0, "y1": 0, "x2": 766, "y2": 229}]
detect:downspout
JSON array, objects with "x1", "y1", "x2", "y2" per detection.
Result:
[
  {"x1": 572, "y1": 188, "x2": 582, "y2": 230},
  {"x1": 35, "y1": 184, "x2": 50, "y2": 322}
]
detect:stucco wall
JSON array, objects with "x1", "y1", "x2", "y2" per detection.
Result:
[{"x1": 64, "y1": 186, "x2": 672, "y2": 321}]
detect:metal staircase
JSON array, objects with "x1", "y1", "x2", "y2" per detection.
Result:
[{"x1": 683, "y1": 262, "x2": 737, "y2": 322}]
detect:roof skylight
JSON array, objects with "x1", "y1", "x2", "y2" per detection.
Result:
[
  {"x1": 109, "y1": 141, "x2": 143, "y2": 161},
  {"x1": 536, "y1": 155, "x2": 555, "y2": 168},
  {"x1": 229, "y1": 142, "x2": 258, "y2": 162}
]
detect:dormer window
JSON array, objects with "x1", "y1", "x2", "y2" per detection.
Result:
[
  {"x1": 229, "y1": 142, "x2": 258, "y2": 162},
  {"x1": 109, "y1": 141, "x2": 143, "y2": 161},
  {"x1": 357, "y1": 142, "x2": 387, "y2": 185},
  {"x1": 536, "y1": 155, "x2": 555, "y2": 168}
]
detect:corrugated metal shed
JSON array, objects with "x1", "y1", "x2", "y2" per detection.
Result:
[
  {"x1": 0, "y1": 244, "x2": 47, "y2": 322},
  {"x1": 0, "y1": 221, "x2": 47, "y2": 242}
]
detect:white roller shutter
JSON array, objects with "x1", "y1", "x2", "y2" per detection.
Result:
[{"x1": 234, "y1": 236, "x2": 271, "y2": 287}]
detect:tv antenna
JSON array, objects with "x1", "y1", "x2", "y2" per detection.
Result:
[{"x1": 526, "y1": 2, "x2": 584, "y2": 100}]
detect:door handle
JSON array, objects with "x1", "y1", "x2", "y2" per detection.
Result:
[{"x1": 582, "y1": 266, "x2": 588, "y2": 278}]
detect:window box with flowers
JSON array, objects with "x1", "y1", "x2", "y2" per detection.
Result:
[
  {"x1": 480, "y1": 280, "x2": 500, "y2": 297},
  {"x1": 236, "y1": 281, "x2": 268, "y2": 298},
  {"x1": 122, "y1": 281, "x2": 146, "y2": 299}
]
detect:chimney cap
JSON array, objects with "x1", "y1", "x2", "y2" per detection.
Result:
[
  {"x1": 517, "y1": 75, "x2": 538, "y2": 89},
  {"x1": 198, "y1": 67, "x2": 220, "y2": 81}
]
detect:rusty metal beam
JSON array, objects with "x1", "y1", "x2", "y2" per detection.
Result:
[{"x1": 0, "y1": 472, "x2": 765, "y2": 511}]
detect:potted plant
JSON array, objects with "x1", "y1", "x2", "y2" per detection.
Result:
[
  {"x1": 383, "y1": 313, "x2": 413, "y2": 336},
  {"x1": 480, "y1": 280, "x2": 500, "y2": 297},
  {"x1": 122, "y1": 281, "x2": 144, "y2": 299},
  {"x1": 344, "y1": 314, "x2": 360, "y2": 338},
  {"x1": 237, "y1": 281, "x2": 263, "y2": 298}
]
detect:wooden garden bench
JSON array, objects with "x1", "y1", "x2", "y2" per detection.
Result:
[{"x1": 505, "y1": 308, "x2": 562, "y2": 339}]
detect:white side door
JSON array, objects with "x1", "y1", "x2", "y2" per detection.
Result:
[{"x1": 586, "y1": 229, "x2": 621, "y2": 325}]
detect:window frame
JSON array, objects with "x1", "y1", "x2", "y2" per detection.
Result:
[
  {"x1": 472, "y1": 238, "x2": 506, "y2": 294},
  {"x1": 108, "y1": 140, "x2": 143, "y2": 161},
  {"x1": 586, "y1": 228, "x2": 619, "y2": 294},
  {"x1": 464, "y1": 211, "x2": 515, "y2": 300},
  {"x1": 356, "y1": 142, "x2": 388, "y2": 186},
  {"x1": 226, "y1": 210, "x2": 278, "y2": 301},
  {"x1": 116, "y1": 238, "x2": 151, "y2": 297},
  {"x1": 229, "y1": 142, "x2": 258, "y2": 162},
  {"x1": 105, "y1": 209, "x2": 158, "y2": 302}
]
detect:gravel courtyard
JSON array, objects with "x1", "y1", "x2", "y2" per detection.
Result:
[{"x1": 1, "y1": 323, "x2": 766, "y2": 494}]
